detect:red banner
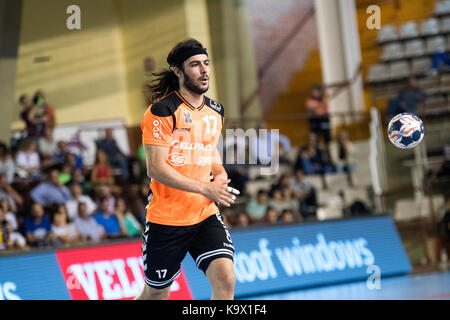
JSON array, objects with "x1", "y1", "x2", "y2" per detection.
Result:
[{"x1": 55, "y1": 241, "x2": 193, "y2": 300}]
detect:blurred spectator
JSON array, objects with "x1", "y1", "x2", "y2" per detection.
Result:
[
  {"x1": 269, "y1": 174, "x2": 292, "y2": 197},
  {"x1": 1, "y1": 199, "x2": 18, "y2": 232},
  {"x1": 0, "y1": 143, "x2": 15, "y2": 183},
  {"x1": 91, "y1": 150, "x2": 114, "y2": 187},
  {"x1": 68, "y1": 168, "x2": 89, "y2": 193},
  {"x1": 280, "y1": 209, "x2": 300, "y2": 224},
  {"x1": 223, "y1": 146, "x2": 249, "y2": 195},
  {"x1": 30, "y1": 168, "x2": 72, "y2": 207},
  {"x1": 96, "y1": 128, "x2": 129, "y2": 179},
  {"x1": 387, "y1": 76, "x2": 427, "y2": 120},
  {"x1": 262, "y1": 207, "x2": 279, "y2": 226},
  {"x1": 65, "y1": 184, "x2": 96, "y2": 221},
  {"x1": 329, "y1": 129, "x2": 356, "y2": 187},
  {"x1": 306, "y1": 84, "x2": 331, "y2": 145},
  {"x1": 235, "y1": 212, "x2": 250, "y2": 228},
  {"x1": 53, "y1": 141, "x2": 84, "y2": 169},
  {"x1": 15, "y1": 139, "x2": 41, "y2": 180},
  {"x1": 249, "y1": 121, "x2": 292, "y2": 165},
  {"x1": 114, "y1": 198, "x2": 143, "y2": 237},
  {"x1": 0, "y1": 205, "x2": 27, "y2": 250},
  {"x1": 0, "y1": 174, "x2": 23, "y2": 214},
  {"x1": 24, "y1": 203, "x2": 53, "y2": 247},
  {"x1": 291, "y1": 169, "x2": 318, "y2": 220},
  {"x1": 295, "y1": 133, "x2": 332, "y2": 186},
  {"x1": 19, "y1": 94, "x2": 44, "y2": 138},
  {"x1": 431, "y1": 52, "x2": 450, "y2": 75},
  {"x1": 93, "y1": 197, "x2": 125, "y2": 239},
  {"x1": 51, "y1": 205, "x2": 80, "y2": 247},
  {"x1": 94, "y1": 184, "x2": 116, "y2": 213},
  {"x1": 32, "y1": 90, "x2": 56, "y2": 132},
  {"x1": 268, "y1": 189, "x2": 299, "y2": 214},
  {"x1": 39, "y1": 127, "x2": 58, "y2": 167},
  {"x1": 245, "y1": 189, "x2": 269, "y2": 222},
  {"x1": 74, "y1": 202, "x2": 105, "y2": 243}
]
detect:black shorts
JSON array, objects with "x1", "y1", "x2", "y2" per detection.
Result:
[{"x1": 141, "y1": 213, "x2": 234, "y2": 289}]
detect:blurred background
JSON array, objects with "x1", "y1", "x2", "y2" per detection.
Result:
[{"x1": 0, "y1": 0, "x2": 449, "y2": 300}]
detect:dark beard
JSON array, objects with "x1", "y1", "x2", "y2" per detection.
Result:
[{"x1": 183, "y1": 70, "x2": 208, "y2": 95}]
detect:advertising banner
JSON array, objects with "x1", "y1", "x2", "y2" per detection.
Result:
[{"x1": 0, "y1": 216, "x2": 411, "y2": 300}]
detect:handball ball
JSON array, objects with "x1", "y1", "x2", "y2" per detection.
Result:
[{"x1": 388, "y1": 113, "x2": 424, "y2": 149}]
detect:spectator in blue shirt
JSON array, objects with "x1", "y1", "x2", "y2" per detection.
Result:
[
  {"x1": 30, "y1": 168, "x2": 72, "y2": 207},
  {"x1": 93, "y1": 197, "x2": 125, "y2": 239},
  {"x1": 24, "y1": 203, "x2": 53, "y2": 247}
]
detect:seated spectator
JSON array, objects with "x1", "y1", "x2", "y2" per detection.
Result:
[
  {"x1": 1, "y1": 199, "x2": 18, "y2": 232},
  {"x1": 249, "y1": 121, "x2": 292, "y2": 165},
  {"x1": 51, "y1": 205, "x2": 80, "y2": 247},
  {"x1": 96, "y1": 128, "x2": 129, "y2": 179},
  {"x1": 262, "y1": 207, "x2": 279, "y2": 226},
  {"x1": 0, "y1": 173, "x2": 23, "y2": 213},
  {"x1": 269, "y1": 174, "x2": 292, "y2": 197},
  {"x1": 306, "y1": 84, "x2": 331, "y2": 145},
  {"x1": 24, "y1": 203, "x2": 53, "y2": 247},
  {"x1": 387, "y1": 76, "x2": 427, "y2": 121},
  {"x1": 234, "y1": 212, "x2": 250, "y2": 229},
  {"x1": 30, "y1": 168, "x2": 72, "y2": 207},
  {"x1": 53, "y1": 141, "x2": 84, "y2": 169},
  {"x1": 15, "y1": 139, "x2": 41, "y2": 180},
  {"x1": 0, "y1": 143, "x2": 15, "y2": 183},
  {"x1": 280, "y1": 209, "x2": 300, "y2": 224},
  {"x1": 291, "y1": 169, "x2": 318, "y2": 220},
  {"x1": 0, "y1": 204, "x2": 27, "y2": 250},
  {"x1": 268, "y1": 188, "x2": 299, "y2": 214},
  {"x1": 93, "y1": 197, "x2": 125, "y2": 239},
  {"x1": 431, "y1": 52, "x2": 450, "y2": 75},
  {"x1": 295, "y1": 133, "x2": 332, "y2": 188},
  {"x1": 245, "y1": 189, "x2": 269, "y2": 222},
  {"x1": 114, "y1": 198, "x2": 142, "y2": 237},
  {"x1": 67, "y1": 168, "x2": 90, "y2": 193},
  {"x1": 38, "y1": 126, "x2": 58, "y2": 164},
  {"x1": 91, "y1": 150, "x2": 114, "y2": 187},
  {"x1": 223, "y1": 146, "x2": 249, "y2": 194},
  {"x1": 329, "y1": 130, "x2": 356, "y2": 186},
  {"x1": 94, "y1": 184, "x2": 116, "y2": 213},
  {"x1": 65, "y1": 184, "x2": 96, "y2": 221},
  {"x1": 74, "y1": 202, "x2": 105, "y2": 243}
]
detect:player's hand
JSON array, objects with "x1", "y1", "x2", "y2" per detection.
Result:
[{"x1": 202, "y1": 179, "x2": 239, "y2": 207}]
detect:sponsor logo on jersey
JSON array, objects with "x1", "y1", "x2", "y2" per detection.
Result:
[{"x1": 168, "y1": 153, "x2": 187, "y2": 166}]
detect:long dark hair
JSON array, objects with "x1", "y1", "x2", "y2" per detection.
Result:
[{"x1": 144, "y1": 39, "x2": 206, "y2": 103}]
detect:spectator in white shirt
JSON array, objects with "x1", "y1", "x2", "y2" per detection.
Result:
[
  {"x1": 74, "y1": 202, "x2": 105, "y2": 243},
  {"x1": 51, "y1": 205, "x2": 80, "y2": 247},
  {"x1": 15, "y1": 139, "x2": 41, "y2": 180},
  {"x1": 0, "y1": 143, "x2": 15, "y2": 183},
  {"x1": 65, "y1": 184, "x2": 96, "y2": 221}
]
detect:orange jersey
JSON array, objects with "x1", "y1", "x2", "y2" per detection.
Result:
[{"x1": 141, "y1": 91, "x2": 224, "y2": 226}]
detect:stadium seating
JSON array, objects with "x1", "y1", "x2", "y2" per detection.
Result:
[
  {"x1": 405, "y1": 39, "x2": 426, "y2": 57},
  {"x1": 390, "y1": 61, "x2": 411, "y2": 79},
  {"x1": 367, "y1": 64, "x2": 390, "y2": 82},
  {"x1": 382, "y1": 43, "x2": 404, "y2": 61},
  {"x1": 421, "y1": 18, "x2": 440, "y2": 36},
  {"x1": 377, "y1": 25, "x2": 398, "y2": 42},
  {"x1": 412, "y1": 57, "x2": 432, "y2": 75},
  {"x1": 426, "y1": 36, "x2": 447, "y2": 53},
  {"x1": 400, "y1": 22, "x2": 419, "y2": 39},
  {"x1": 394, "y1": 199, "x2": 421, "y2": 221},
  {"x1": 435, "y1": 0, "x2": 450, "y2": 15}
]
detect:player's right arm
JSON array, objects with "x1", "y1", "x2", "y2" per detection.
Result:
[{"x1": 144, "y1": 144, "x2": 235, "y2": 207}]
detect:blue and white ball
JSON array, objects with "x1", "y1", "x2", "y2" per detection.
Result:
[{"x1": 388, "y1": 113, "x2": 424, "y2": 149}]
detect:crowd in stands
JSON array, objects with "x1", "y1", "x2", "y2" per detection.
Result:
[{"x1": 0, "y1": 87, "x2": 364, "y2": 253}]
